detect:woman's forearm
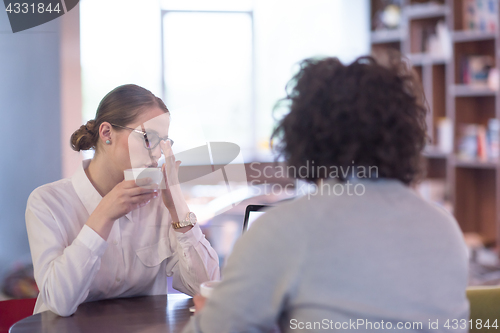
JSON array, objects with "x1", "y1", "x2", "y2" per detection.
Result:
[
  {"x1": 165, "y1": 184, "x2": 192, "y2": 233},
  {"x1": 27, "y1": 209, "x2": 108, "y2": 317},
  {"x1": 85, "y1": 208, "x2": 115, "y2": 240},
  {"x1": 167, "y1": 224, "x2": 220, "y2": 295}
]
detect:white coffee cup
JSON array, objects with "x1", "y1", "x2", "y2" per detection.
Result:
[
  {"x1": 200, "y1": 280, "x2": 221, "y2": 298},
  {"x1": 124, "y1": 168, "x2": 163, "y2": 188}
]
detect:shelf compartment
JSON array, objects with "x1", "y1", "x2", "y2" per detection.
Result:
[
  {"x1": 452, "y1": 0, "x2": 498, "y2": 35},
  {"x1": 453, "y1": 38, "x2": 496, "y2": 85},
  {"x1": 409, "y1": 16, "x2": 447, "y2": 54},
  {"x1": 424, "y1": 152, "x2": 447, "y2": 179},
  {"x1": 454, "y1": 96, "x2": 496, "y2": 162},
  {"x1": 454, "y1": 167, "x2": 497, "y2": 244},
  {"x1": 455, "y1": 95, "x2": 496, "y2": 130}
]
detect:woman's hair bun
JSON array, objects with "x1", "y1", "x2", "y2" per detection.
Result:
[
  {"x1": 85, "y1": 119, "x2": 97, "y2": 134},
  {"x1": 70, "y1": 119, "x2": 99, "y2": 152}
]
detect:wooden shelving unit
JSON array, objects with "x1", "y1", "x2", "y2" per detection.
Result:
[{"x1": 370, "y1": 0, "x2": 500, "y2": 246}]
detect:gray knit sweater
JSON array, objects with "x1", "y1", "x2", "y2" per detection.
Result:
[{"x1": 182, "y1": 178, "x2": 469, "y2": 333}]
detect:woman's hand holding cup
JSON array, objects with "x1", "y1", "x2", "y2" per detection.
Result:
[
  {"x1": 99, "y1": 177, "x2": 159, "y2": 220},
  {"x1": 86, "y1": 177, "x2": 159, "y2": 240}
]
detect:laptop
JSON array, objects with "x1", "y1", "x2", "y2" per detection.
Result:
[{"x1": 242, "y1": 205, "x2": 270, "y2": 232}]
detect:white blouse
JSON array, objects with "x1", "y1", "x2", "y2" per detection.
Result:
[{"x1": 25, "y1": 159, "x2": 220, "y2": 316}]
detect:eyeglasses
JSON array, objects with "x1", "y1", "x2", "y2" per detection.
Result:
[{"x1": 111, "y1": 123, "x2": 174, "y2": 150}]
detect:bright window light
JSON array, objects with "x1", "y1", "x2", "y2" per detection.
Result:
[
  {"x1": 162, "y1": 11, "x2": 254, "y2": 157},
  {"x1": 80, "y1": 0, "x2": 369, "y2": 163}
]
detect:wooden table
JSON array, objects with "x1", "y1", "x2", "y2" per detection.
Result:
[{"x1": 10, "y1": 294, "x2": 194, "y2": 333}]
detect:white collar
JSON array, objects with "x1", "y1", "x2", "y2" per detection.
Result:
[{"x1": 71, "y1": 159, "x2": 133, "y2": 222}]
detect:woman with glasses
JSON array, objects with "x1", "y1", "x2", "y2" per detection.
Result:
[{"x1": 25, "y1": 84, "x2": 220, "y2": 316}]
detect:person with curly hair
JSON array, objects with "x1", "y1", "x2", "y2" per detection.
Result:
[
  {"x1": 182, "y1": 54, "x2": 469, "y2": 333},
  {"x1": 26, "y1": 84, "x2": 220, "y2": 317}
]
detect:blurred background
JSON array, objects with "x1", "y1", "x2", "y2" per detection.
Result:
[
  {"x1": 0, "y1": 0, "x2": 369, "y2": 299},
  {"x1": 2, "y1": 0, "x2": 500, "y2": 300}
]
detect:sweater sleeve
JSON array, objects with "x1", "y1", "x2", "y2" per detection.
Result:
[{"x1": 182, "y1": 210, "x2": 305, "y2": 333}]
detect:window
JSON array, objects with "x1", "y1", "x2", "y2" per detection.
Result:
[
  {"x1": 80, "y1": 0, "x2": 369, "y2": 162},
  {"x1": 162, "y1": 10, "x2": 254, "y2": 157}
]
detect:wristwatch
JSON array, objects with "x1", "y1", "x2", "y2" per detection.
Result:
[{"x1": 172, "y1": 212, "x2": 197, "y2": 229}]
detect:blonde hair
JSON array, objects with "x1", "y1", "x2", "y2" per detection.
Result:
[{"x1": 70, "y1": 84, "x2": 169, "y2": 152}]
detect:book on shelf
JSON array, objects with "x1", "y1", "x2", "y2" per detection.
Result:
[
  {"x1": 477, "y1": 126, "x2": 488, "y2": 161},
  {"x1": 459, "y1": 55, "x2": 494, "y2": 85},
  {"x1": 457, "y1": 120, "x2": 500, "y2": 161},
  {"x1": 463, "y1": 0, "x2": 498, "y2": 32},
  {"x1": 488, "y1": 68, "x2": 499, "y2": 90},
  {"x1": 437, "y1": 117, "x2": 453, "y2": 154},
  {"x1": 488, "y1": 118, "x2": 500, "y2": 159}
]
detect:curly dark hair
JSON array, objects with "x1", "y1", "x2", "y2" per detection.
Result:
[{"x1": 271, "y1": 53, "x2": 428, "y2": 185}]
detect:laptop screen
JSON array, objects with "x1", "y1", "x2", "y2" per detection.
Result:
[
  {"x1": 246, "y1": 211, "x2": 265, "y2": 230},
  {"x1": 243, "y1": 205, "x2": 270, "y2": 232}
]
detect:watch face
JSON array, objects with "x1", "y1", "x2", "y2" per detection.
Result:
[{"x1": 188, "y1": 212, "x2": 197, "y2": 223}]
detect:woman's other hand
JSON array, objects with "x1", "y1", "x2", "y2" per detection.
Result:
[
  {"x1": 160, "y1": 140, "x2": 181, "y2": 211},
  {"x1": 159, "y1": 140, "x2": 191, "y2": 232},
  {"x1": 86, "y1": 178, "x2": 159, "y2": 240}
]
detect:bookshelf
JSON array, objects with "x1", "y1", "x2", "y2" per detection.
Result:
[{"x1": 370, "y1": 0, "x2": 500, "y2": 246}]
